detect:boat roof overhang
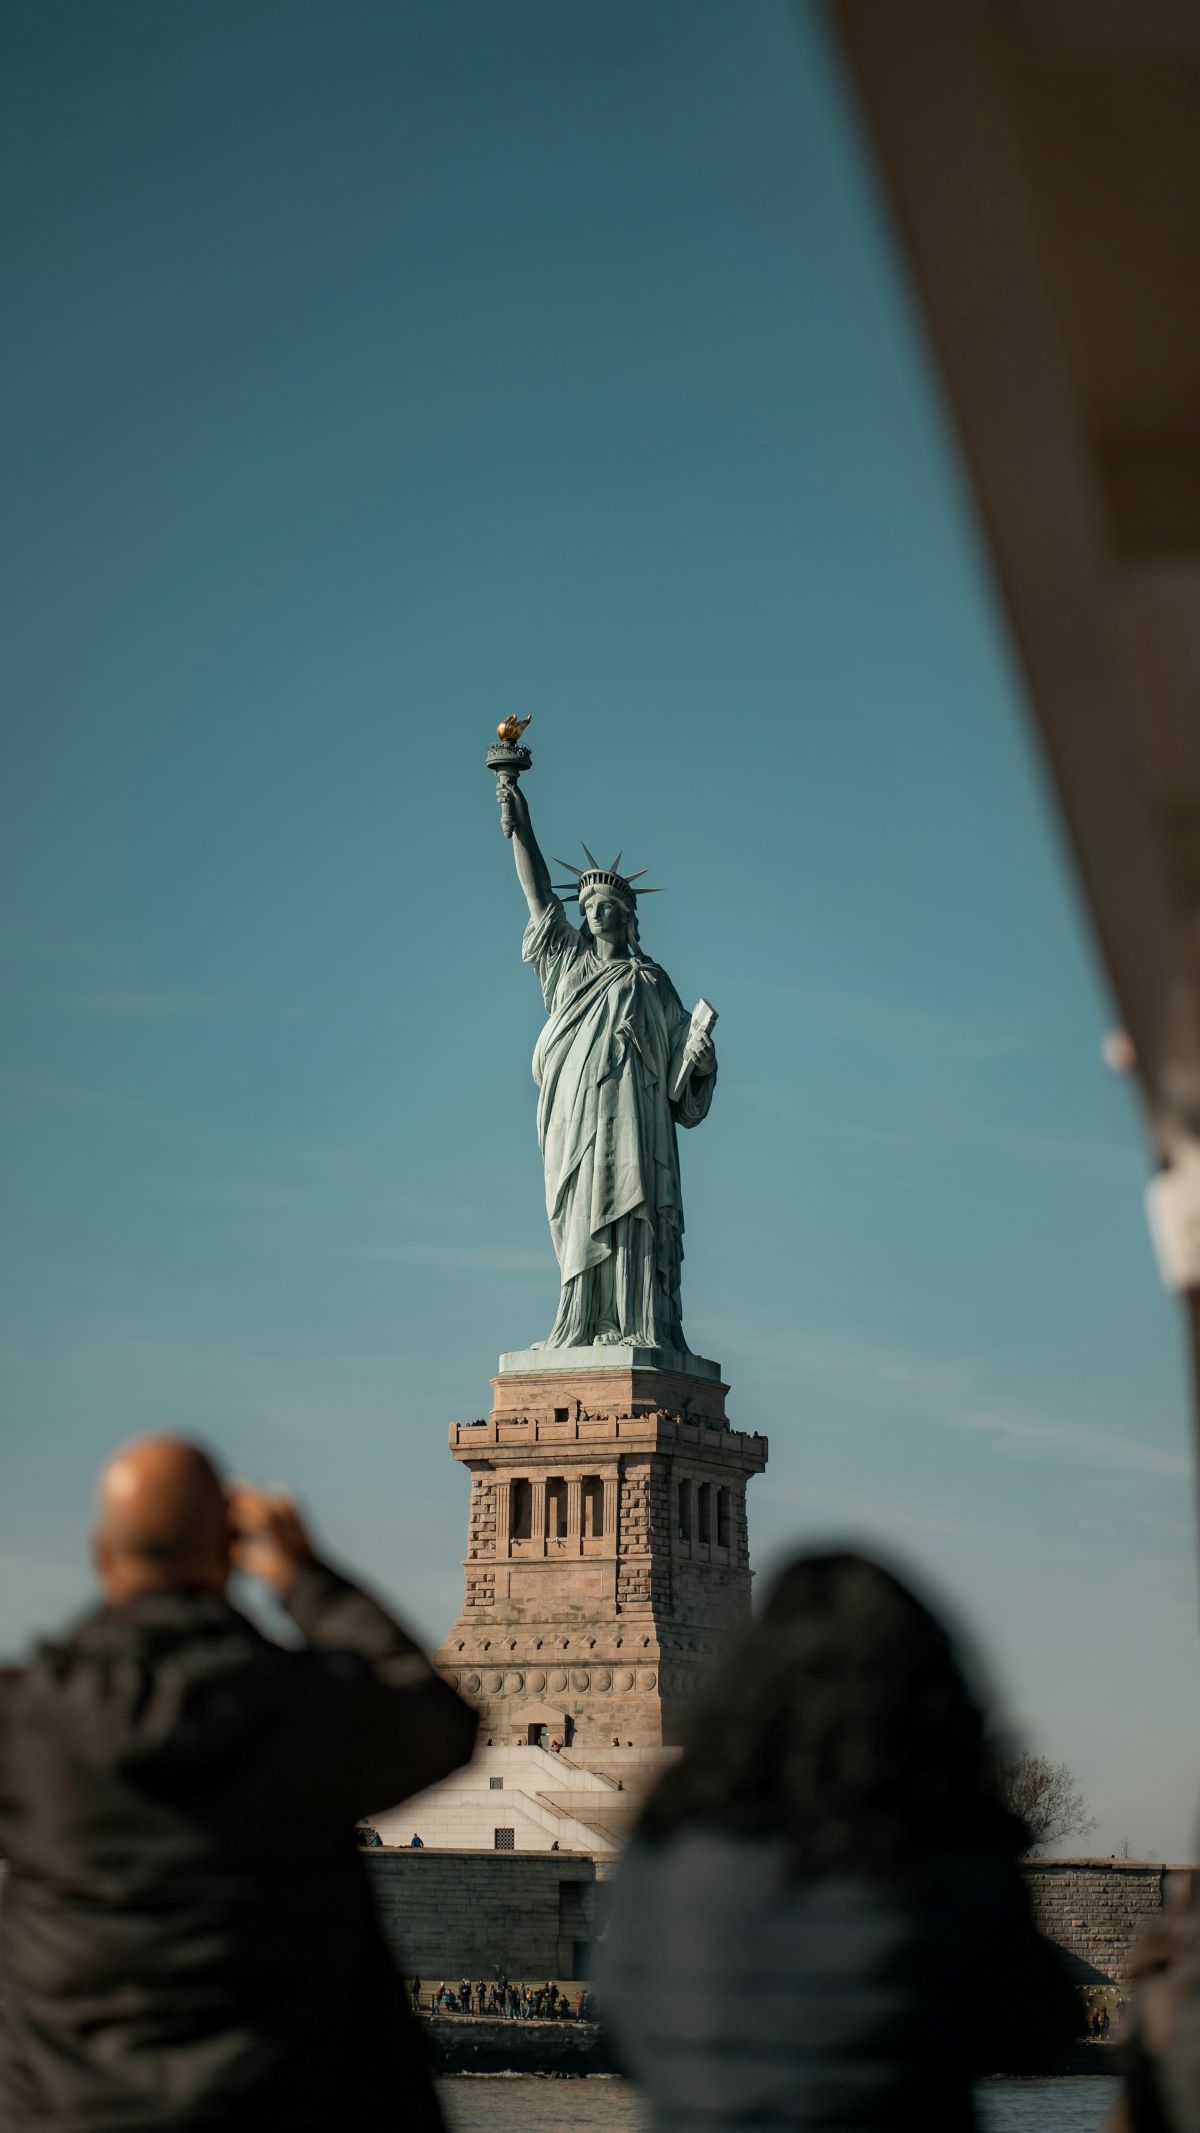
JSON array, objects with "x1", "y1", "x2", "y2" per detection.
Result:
[{"x1": 826, "y1": 0, "x2": 1200, "y2": 1436}]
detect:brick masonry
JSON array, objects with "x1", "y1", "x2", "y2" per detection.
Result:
[
  {"x1": 0, "y1": 1852, "x2": 1186, "y2": 1999},
  {"x1": 365, "y1": 1851, "x2": 1191, "y2": 1990},
  {"x1": 1024, "y1": 1858, "x2": 1192, "y2": 1990},
  {"x1": 365, "y1": 1849, "x2": 615, "y2": 1982},
  {"x1": 434, "y1": 1362, "x2": 769, "y2": 1750}
]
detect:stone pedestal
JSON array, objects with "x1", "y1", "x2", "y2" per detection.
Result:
[{"x1": 435, "y1": 1352, "x2": 768, "y2": 1750}]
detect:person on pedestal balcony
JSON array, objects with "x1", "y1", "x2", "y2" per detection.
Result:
[
  {"x1": 0, "y1": 1436, "x2": 476, "y2": 2133},
  {"x1": 598, "y1": 1551, "x2": 1079, "y2": 2133},
  {"x1": 502, "y1": 782, "x2": 716, "y2": 1353}
]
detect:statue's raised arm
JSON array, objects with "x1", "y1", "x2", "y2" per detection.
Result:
[
  {"x1": 500, "y1": 778, "x2": 553, "y2": 923},
  {"x1": 487, "y1": 716, "x2": 551, "y2": 921}
]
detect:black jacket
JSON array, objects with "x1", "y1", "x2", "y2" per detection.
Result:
[
  {"x1": 0, "y1": 1559, "x2": 476, "y2": 2131},
  {"x1": 597, "y1": 1831, "x2": 1079, "y2": 2132}
]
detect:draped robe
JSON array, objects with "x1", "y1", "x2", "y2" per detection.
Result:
[{"x1": 523, "y1": 897, "x2": 715, "y2": 1351}]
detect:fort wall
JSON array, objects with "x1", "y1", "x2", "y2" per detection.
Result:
[
  {"x1": 1024, "y1": 1858, "x2": 1192, "y2": 1991},
  {"x1": 365, "y1": 1850, "x2": 1191, "y2": 1990},
  {"x1": 366, "y1": 1849, "x2": 616, "y2": 1983}
]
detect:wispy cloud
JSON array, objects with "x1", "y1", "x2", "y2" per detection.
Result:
[
  {"x1": 50, "y1": 989, "x2": 262, "y2": 1019},
  {"x1": 965, "y1": 1123, "x2": 1143, "y2": 1175},
  {"x1": 731, "y1": 980, "x2": 1140, "y2": 1178},
  {"x1": 709, "y1": 1311, "x2": 1190, "y2": 1488},
  {"x1": 949, "y1": 1408, "x2": 1192, "y2": 1481},
  {"x1": 730, "y1": 982, "x2": 1028, "y2": 1063},
  {"x1": 0, "y1": 1074, "x2": 165, "y2": 1133},
  {"x1": 338, "y1": 1242, "x2": 554, "y2": 1279},
  {"x1": 708, "y1": 1319, "x2": 973, "y2": 1409},
  {"x1": 769, "y1": 1477, "x2": 1019, "y2": 1549},
  {"x1": 0, "y1": 933, "x2": 99, "y2": 965},
  {"x1": 744, "y1": 1078, "x2": 1141, "y2": 1177},
  {"x1": 136, "y1": 1173, "x2": 312, "y2": 1214},
  {"x1": 23, "y1": 1333, "x2": 402, "y2": 1444},
  {"x1": 745, "y1": 1104, "x2": 920, "y2": 1152}
]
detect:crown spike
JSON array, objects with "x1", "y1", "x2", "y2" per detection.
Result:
[
  {"x1": 580, "y1": 843, "x2": 601, "y2": 870},
  {"x1": 632, "y1": 886, "x2": 665, "y2": 895},
  {"x1": 609, "y1": 850, "x2": 623, "y2": 874},
  {"x1": 622, "y1": 868, "x2": 649, "y2": 884},
  {"x1": 551, "y1": 857, "x2": 583, "y2": 877}
]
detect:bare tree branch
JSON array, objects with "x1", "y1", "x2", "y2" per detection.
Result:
[{"x1": 999, "y1": 1751, "x2": 1098, "y2": 1854}]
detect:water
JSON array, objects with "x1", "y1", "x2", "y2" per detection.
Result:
[
  {"x1": 976, "y1": 2081, "x2": 1116, "y2": 2132},
  {"x1": 441, "y1": 2077, "x2": 646, "y2": 2133},
  {"x1": 439, "y1": 2073, "x2": 1116, "y2": 2133}
]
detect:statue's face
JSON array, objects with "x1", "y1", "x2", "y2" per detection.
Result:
[{"x1": 582, "y1": 889, "x2": 629, "y2": 941}]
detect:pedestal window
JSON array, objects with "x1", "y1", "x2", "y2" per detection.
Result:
[
  {"x1": 547, "y1": 1477, "x2": 568, "y2": 1538},
  {"x1": 583, "y1": 1475, "x2": 604, "y2": 1538},
  {"x1": 717, "y1": 1486, "x2": 731, "y2": 1548}
]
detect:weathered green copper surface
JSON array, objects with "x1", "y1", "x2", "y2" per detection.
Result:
[{"x1": 495, "y1": 769, "x2": 718, "y2": 1357}]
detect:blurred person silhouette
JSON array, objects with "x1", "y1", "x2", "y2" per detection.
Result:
[
  {"x1": 1107, "y1": 1870, "x2": 1200, "y2": 2133},
  {"x1": 598, "y1": 1550, "x2": 1078, "y2": 2132},
  {"x1": 0, "y1": 1436, "x2": 476, "y2": 2132}
]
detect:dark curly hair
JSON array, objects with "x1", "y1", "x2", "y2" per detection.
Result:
[{"x1": 637, "y1": 1551, "x2": 1027, "y2": 1870}]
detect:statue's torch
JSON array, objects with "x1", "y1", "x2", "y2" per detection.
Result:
[{"x1": 486, "y1": 717, "x2": 533, "y2": 838}]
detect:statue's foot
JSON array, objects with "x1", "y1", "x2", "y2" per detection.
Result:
[{"x1": 592, "y1": 1328, "x2": 625, "y2": 1346}]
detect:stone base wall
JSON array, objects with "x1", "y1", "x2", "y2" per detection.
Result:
[
  {"x1": 1023, "y1": 1859, "x2": 1190, "y2": 1990},
  {"x1": 366, "y1": 1850, "x2": 613, "y2": 1983},
  {"x1": 366, "y1": 1851, "x2": 1188, "y2": 1991},
  {"x1": 1, "y1": 1851, "x2": 1185, "y2": 2002}
]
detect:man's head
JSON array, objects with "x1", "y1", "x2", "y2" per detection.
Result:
[{"x1": 92, "y1": 1436, "x2": 231, "y2": 1603}]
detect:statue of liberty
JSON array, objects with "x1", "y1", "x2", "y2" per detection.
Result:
[{"x1": 496, "y1": 766, "x2": 717, "y2": 1356}]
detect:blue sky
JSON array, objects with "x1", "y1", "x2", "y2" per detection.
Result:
[{"x1": 3, "y1": 0, "x2": 1196, "y2": 1854}]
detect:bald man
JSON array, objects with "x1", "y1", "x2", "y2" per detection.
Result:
[{"x1": 0, "y1": 1437, "x2": 476, "y2": 2133}]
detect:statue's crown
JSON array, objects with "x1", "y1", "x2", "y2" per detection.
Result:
[{"x1": 551, "y1": 845, "x2": 664, "y2": 903}]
